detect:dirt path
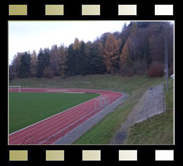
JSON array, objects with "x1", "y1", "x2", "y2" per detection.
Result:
[{"x1": 110, "y1": 84, "x2": 166, "y2": 144}]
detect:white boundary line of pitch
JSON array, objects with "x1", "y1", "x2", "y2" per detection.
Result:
[{"x1": 9, "y1": 88, "x2": 102, "y2": 137}]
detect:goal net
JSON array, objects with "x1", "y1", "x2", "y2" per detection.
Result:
[
  {"x1": 9, "y1": 86, "x2": 21, "y2": 92},
  {"x1": 94, "y1": 96, "x2": 109, "y2": 109}
]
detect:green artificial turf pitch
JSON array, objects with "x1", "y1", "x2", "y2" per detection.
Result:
[{"x1": 9, "y1": 92, "x2": 99, "y2": 134}]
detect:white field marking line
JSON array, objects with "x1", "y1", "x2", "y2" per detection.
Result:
[
  {"x1": 9, "y1": 93, "x2": 109, "y2": 144},
  {"x1": 63, "y1": 92, "x2": 86, "y2": 94},
  {"x1": 10, "y1": 90, "x2": 120, "y2": 138},
  {"x1": 10, "y1": 102, "x2": 96, "y2": 144},
  {"x1": 51, "y1": 94, "x2": 122, "y2": 144},
  {"x1": 23, "y1": 100, "x2": 98, "y2": 143},
  {"x1": 53, "y1": 93, "x2": 124, "y2": 144},
  {"x1": 12, "y1": 93, "x2": 121, "y2": 144},
  {"x1": 23, "y1": 104, "x2": 100, "y2": 144},
  {"x1": 50, "y1": 94, "x2": 121, "y2": 145},
  {"x1": 9, "y1": 90, "x2": 102, "y2": 136},
  {"x1": 10, "y1": 98, "x2": 98, "y2": 143},
  {"x1": 16, "y1": 87, "x2": 122, "y2": 95},
  {"x1": 25, "y1": 98, "x2": 106, "y2": 145},
  {"x1": 64, "y1": 87, "x2": 123, "y2": 93},
  {"x1": 9, "y1": 97, "x2": 99, "y2": 141},
  {"x1": 53, "y1": 105, "x2": 109, "y2": 144},
  {"x1": 9, "y1": 89, "x2": 121, "y2": 144},
  {"x1": 40, "y1": 108, "x2": 102, "y2": 144},
  {"x1": 10, "y1": 92, "x2": 94, "y2": 129},
  {"x1": 23, "y1": 92, "x2": 120, "y2": 144},
  {"x1": 39, "y1": 107, "x2": 103, "y2": 144},
  {"x1": 46, "y1": 89, "x2": 69, "y2": 92}
]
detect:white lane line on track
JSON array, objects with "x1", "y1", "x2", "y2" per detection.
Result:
[
  {"x1": 10, "y1": 93, "x2": 120, "y2": 144},
  {"x1": 10, "y1": 99, "x2": 99, "y2": 144},
  {"x1": 53, "y1": 93, "x2": 124, "y2": 144},
  {"x1": 9, "y1": 97, "x2": 100, "y2": 141},
  {"x1": 9, "y1": 88, "x2": 123, "y2": 144},
  {"x1": 9, "y1": 90, "x2": 102, "y2": 136},
  {"x1": 10, "y1": 93, "x2": 121, "y2": 145}
]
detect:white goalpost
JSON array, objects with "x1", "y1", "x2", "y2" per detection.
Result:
[
  {"x1": 9, "y1": 86, "x2": 21, "y2": 92},
  {"x1": 94, "y1": 96, "x2": 109, "y2": 109}
]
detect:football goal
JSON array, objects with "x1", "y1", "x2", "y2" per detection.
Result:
[
  {"x1": 9, "y1": 86, "x2": 21, "y2": 92},
  {"x1": 94, "y1": 96, "x2": 109, "y2": 109}
]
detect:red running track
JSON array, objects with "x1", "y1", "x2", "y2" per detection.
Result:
[{"x1": 9, "y1": 88, "x2": 123, "y2": 145}]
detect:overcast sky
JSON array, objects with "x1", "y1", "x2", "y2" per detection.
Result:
[{"x1": 8, "y1": 21, "x2": 130, "y2": 64}]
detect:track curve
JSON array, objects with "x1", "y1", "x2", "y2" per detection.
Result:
[{"x1": 9, "y1": 88, "x2": 123, "y2": 145}]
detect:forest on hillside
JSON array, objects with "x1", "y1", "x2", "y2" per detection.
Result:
[{"x1": 9, "y1": 21, "x2": 173, "y2": 80}]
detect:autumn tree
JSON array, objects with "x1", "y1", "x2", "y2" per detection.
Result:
[
  {"x1": 73, "y1": 38, "x2": 80, "y2": 50},
  {"x1": 120, "y1": 38, "x2": 130, "y2": 66},
  {"x1": 11, "y1": 53, "x2": 22, "y2": 78},
  {"x1": 103, "y1": 34, "x2": 121, "y2": 73},
  {"x1": 99, "y1": 32, "x2": 110, "y2": 46},
  {"x1": 30, "y1": 50, "x2": 37, "y2": 77},
  {"x1": 58, "y1": 45, "x2": 68, "y2": 77},
  {"x1": 10, "y1": 21, "x2": 173, "y2": 78},
  {"x1": 43, "y1": 66, "x2": 54, "y2": 78}
]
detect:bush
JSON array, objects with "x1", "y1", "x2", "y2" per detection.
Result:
[
  {"x1": 133, "y1": 60, "x2": 147, "y2": 75},
  {"x1": 43, "y1": 67, "x2": 54, "y2": 79},
  {"x1": 120, "y1": 65, "x2": 134, "y2": 77},
  {"x1": 127, "y1": 68, "x2": 134, "y2": 76},
  {"x1": 147, "y1": 62, "x2": 164, "y2": 77}
]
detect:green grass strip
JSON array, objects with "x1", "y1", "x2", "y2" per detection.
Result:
[
  {"x1": 124, "y1": 79, "x2": 173, "y2": 145},
  {"x1": 73, "y1": 101, "x2": 137, "y2": 144},
  {"x1": 9, "y1": 92, "x2": 99, "y2": 134}
]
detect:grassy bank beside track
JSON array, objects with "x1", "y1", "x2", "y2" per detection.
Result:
[
  {"x1": 9, "y1": 74, "x2": 164, "y2": 95},
  {"x1": 10, "y1": 74, "x2": 173, "y2": 144},
  {"x1": 124, "y1": 79, "x2": 173, "y2": 145}
]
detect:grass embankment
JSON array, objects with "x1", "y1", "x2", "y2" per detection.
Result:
[
  {"x1": 10, "y1": 74, "x2": 172, "y2": 144},
  {"x1": 73, "y1": 101, "x2": 137, "y2": 144},
  {"x1": 124, "y1": 79, "x2": 173, "y2": 145},
  {"x1": 10, "y1": 74, "x2": 163, "y2": 95},
  {"x1": 9, "y1": 92, "x2": 99, "y2": 134}
]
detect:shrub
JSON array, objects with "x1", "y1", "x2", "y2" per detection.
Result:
[
  {"x1": 133, "y1": 60, "x2": 147, "y2": 75},
  {"x1": 147, "y1": 62, "x2": 164, "y2": 77},
  {"x1": 43, "y1": 67, "x2": 54, "y2": 79},
  {"x1": 120, "y1": 65, "x2": 134, "y2": 77},
  {"x1": 127, "y1": 68, "x2": 134, "y2": 76}
]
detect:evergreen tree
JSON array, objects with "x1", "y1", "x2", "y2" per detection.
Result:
[
  {"x1": 50, "y1": 45, "x2": 59, "y2": 76},
  {"x1": 66, "y1": 44, "x2": 75, "y2": 76},
  {"x1": 18, "y1": 52, "x2": 31, "y2": 78},
  {"x1": 77, "y1": 41, "x2": 88, "y2": 75},
  {"x1": 37, "y1": 48, "x2": 50, "y2": 77},
  {"x1": 90, "y1": 41, "x2": 106, "y2": 74}
]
